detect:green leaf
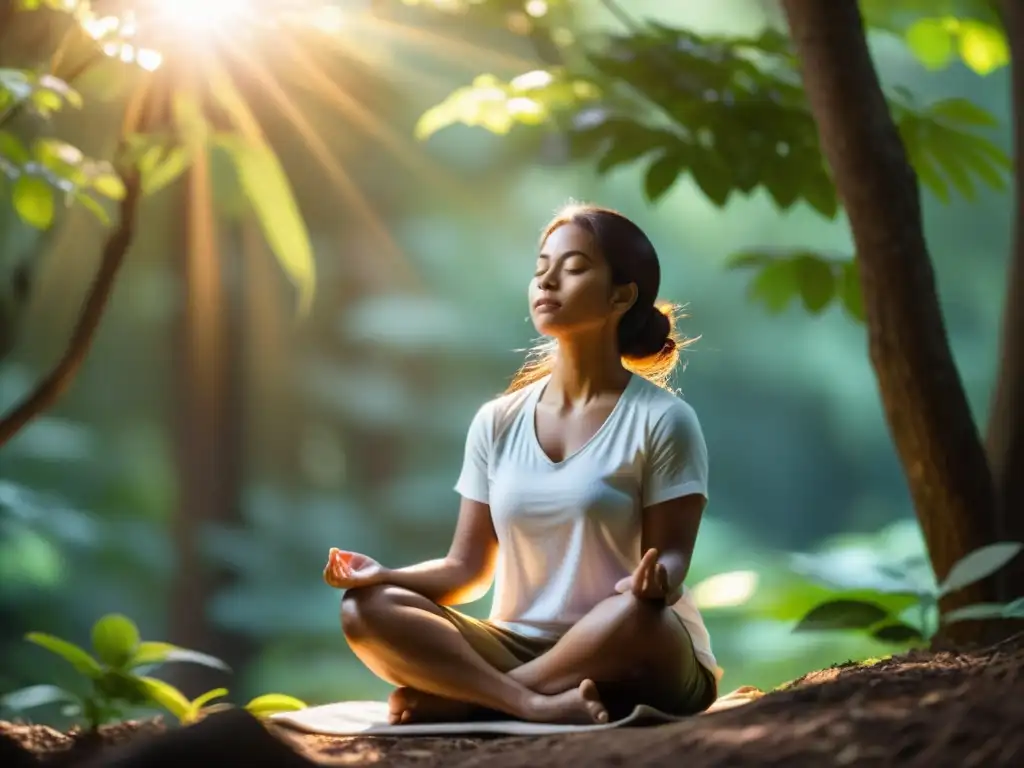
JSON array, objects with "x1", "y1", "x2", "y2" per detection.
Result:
[
  {"x1": 942, "y1": 602, "x2": 1015, "y2": 624},
  {"x1": 793, "y1": 599, "x2": 891, "y2": 632},
  {"x1": 91, "y1": 172, "x2": 126, "y2": 201},
  {"x1": 793, "y1": 254, "x2": 836, "y2": 313},
  {"x1": 244, "y1": 693, "x2": 307, "y2": 717},
  {"x1": 1003, "y1": 597, "x2": 1024, "y2": 618},
  {"x1": 871, "y1": 622, "x2": 925, "y2": 644},
  {"x1": 1, "y1": 684, "x2": 80, "y2": 712},
  {"x1": 0, "y1": 131, "x2": 30, "y2": 164},
  {"x1": 938, "y1": 542, "x2": 1023, "y2": 597},
  {"x1": 596, "y1": 135, "x2": 653, "y2": 174},
  {"x1": 137, "y1": 676, "x2": 192, "y2": 721},
  {"x1": 644, "y1": 151, "x2": 686, "y2": 203},
  {"x1": 141, "y1": 147, "x2": 191, "y2": 195},
  {"x1": 91, "y1": 614, "x2": 141, "y2": 668},
  {"x1": 748, "y1": 259, "x2": 798, "y2": 314},
  {"x1": 839, "y1": 261, "x2": 865, "y2": 322},
  {"x1": 74, "y1": 191, "x2": 110, "y2": 225},
  {"x1": 25, "y1": 632, "x2": 103, "y2": 677},
  {"x1": 191, "y1": 687, "x2": 230, "y2": 711},
  {"x1": 958, "y1": 21, "x2": 1009, "y2": 75},
  {"x1": 216, "y1": 136, "x2": 315, "y2": 315},
  {"x1": 12, "y1": 175, "x2": 55, "y2": 229},
  {"x1": 929, "y1": 97, "x2": 998, "y2": 128},
  {"x1": 688, "y1": 150, "x2": 732, "y2": 207},
  {"x1": 905, "y1": 18, "x2": 956, "y2": 70},
  {"x1": 130, "y1": 641, "x2": 231, "y2": 672}
]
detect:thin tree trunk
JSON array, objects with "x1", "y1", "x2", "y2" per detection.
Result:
[
  {"x1": 167, "y1": 150, "x2": 247, "y2": 694},
  {"x1": 988, "y1": 0, "x2": 1024, "y2": 599},
  {"x1": 779, "y1": 0, "x2": 999, "y2": 630}
]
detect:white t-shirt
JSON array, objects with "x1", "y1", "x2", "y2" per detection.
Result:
[{"x1": 454, "y1": 373, "x2": 717, "y2": 676}]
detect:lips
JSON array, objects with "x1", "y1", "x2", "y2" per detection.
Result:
[{"x1": 533, "y1": 298, "x2": 561, "y2": 311}]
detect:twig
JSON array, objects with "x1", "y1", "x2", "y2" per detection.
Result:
[{"x1": 0, "y1": 170, "x2": 142, "y2": 448}]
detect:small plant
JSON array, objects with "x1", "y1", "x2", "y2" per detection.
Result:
[
  {"x1": 0, "y1": 613, "x2": 309, "y2": 729},
  {"x1": 144, "y1": 686, "x2": 307, "y2": 725},
  {"x1": 790, "y1": 541, "x2": 1024, "y2": 645},
  {"x1": 0, "y1": 612, "x2": 230, "y2": 729}
]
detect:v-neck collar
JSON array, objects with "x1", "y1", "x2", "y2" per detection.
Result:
[{"x1": 528, "y1": 373, "x2": 637, "y2": 467}]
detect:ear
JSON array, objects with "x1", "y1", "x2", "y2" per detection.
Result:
[{"x1": 610, "y1": 282, "x2": 638, "y2": 318}]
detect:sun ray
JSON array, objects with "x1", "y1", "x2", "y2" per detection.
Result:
[
  {"x1": 279, "y1": 37, "x2": 471, "y2": 204},
  {"x1": 357, "y1": 12, "x2": 540, "y2": 74},
  {"x1": 222, "y1": 39, "x2": 421, "y2": 293}
]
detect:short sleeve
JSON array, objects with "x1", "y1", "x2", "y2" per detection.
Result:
[
  {"x1": 642, "y1": 400, "x2": 709, "y2": 507},
  {"x1": 453, "y1": 401, "x2": 493, "y2": 504}
]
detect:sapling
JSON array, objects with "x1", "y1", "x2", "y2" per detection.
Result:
[{"x1": 791, "y1": 541, "x2": 1024, "y2": 645}]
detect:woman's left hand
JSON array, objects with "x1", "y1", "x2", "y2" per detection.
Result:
[{"x1": 614, "y1": 548, "x2": 682, "y2": 606}]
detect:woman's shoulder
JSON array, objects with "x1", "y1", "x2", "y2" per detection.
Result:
[
  {"x1": 469, "y1": 377, "x2": 545, "y2": 442},
  {"x1": 630, "y1": 376, "x2": 701, "y2": 422}
]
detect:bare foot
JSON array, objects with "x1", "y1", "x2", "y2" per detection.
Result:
[
  {"x1": 527, "y1": 679, "x2": 609, "y2": 725},
  {"x1": 387, "y1": 686, "x2": 478, "y2": 725}
]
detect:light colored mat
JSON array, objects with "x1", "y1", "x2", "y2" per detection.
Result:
[{"x1": 271, "y1": 687, "x2": 764, "y2": 737}]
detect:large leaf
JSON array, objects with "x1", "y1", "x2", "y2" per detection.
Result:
[
  {"x1": 215, "y1": 135, "x2": 315, "y2": 315},
  {"x1": 25, "y1": 632, "x2": 103, "y2": 677},
  {"x1": 938, "y1": 542, "x2": 1024, "y2": 597},
  {"x1": 793, "y1": 599, "x2": 891, "y2": 632},
  {"x1": 91, "y1": 614, "x2": 141, "y2": 668},
  {"x1": 130, "y1": 641, "x2": 230, "y2": 672}
]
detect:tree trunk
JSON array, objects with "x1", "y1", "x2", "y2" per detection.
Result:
[
  {"x1": 779, "y1": 0, "x2": 999, "y2": 631},
  {"x1": 167, "y1": 150, "x2": 248, "y2": 695},
  {"x1": 989, "y1": 0, "x2": 1024, "y2": 600}
]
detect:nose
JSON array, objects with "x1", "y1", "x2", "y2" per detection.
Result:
[{"x1": 537, "y1": 266, "x2": 557, "y2": 290}]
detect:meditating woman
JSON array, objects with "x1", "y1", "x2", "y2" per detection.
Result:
[{"x1": 323, "y1": 203, "x2": 718, "y2": 726}]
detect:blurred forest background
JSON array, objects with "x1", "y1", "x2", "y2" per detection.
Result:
[{"x1": 0, "y1": 0, "x2": 1011, "y2": 720}]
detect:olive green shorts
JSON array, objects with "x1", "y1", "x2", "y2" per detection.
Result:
[{"x1": 437, "y1": 605, "x2": 717, "y2": 717}]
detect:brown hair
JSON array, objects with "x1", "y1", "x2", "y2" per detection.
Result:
[{"x1": 507, "y1": 203, "x2": 697, "y2": 393}]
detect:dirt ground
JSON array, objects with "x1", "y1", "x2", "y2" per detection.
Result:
[{"x1": 3, "y1": 634, "x2": 1023, "y2": 767}]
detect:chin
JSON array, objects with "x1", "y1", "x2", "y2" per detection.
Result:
[{"x1": 530, "y1": 315, "x2": 566, "y2": 337}]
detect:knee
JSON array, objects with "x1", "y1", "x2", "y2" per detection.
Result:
[
  {"x1": 340, "y1": 584, "x2": 393, "y2": 641},
  {"x1": 602, "y1": 591, "x2": 669, "y2": 634},
  {"x1": 340, "y1": 585, "x2": 424, "y2": 642}
]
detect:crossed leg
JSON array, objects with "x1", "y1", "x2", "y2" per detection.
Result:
[{"x1": 341, "y1": 584, "x2": 706, "y2": 725}]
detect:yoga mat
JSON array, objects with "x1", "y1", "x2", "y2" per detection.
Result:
[{"x1": 271, "y1": 687, "x2": 763, "y2": 737}]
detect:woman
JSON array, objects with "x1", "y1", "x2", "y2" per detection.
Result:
[{"x1": 323, "y1": 203, "x2": 718, "y2": 726}]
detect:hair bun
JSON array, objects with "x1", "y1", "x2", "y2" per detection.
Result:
[{"x1": 620, "y1": 303, "x2": 674, "y2": 359}]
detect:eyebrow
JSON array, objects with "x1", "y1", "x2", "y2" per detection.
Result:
[{"x1": 537, "y1": 249, "x2": 593, "y2": 261}]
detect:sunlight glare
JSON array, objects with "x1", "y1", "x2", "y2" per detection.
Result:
[
  {"x1": 691, "y1": 570, "x2": 759, "y2": 609},
  {"x1": 152, "y1": 0, "x2": 253, "y2": 30}
]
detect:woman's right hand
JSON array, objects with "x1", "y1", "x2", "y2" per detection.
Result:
[{"x1": 323, "y1": 548, "x2": 386, "y2": 589}]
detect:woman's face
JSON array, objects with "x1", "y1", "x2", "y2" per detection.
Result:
[{"x1": 529, "y1": 223, "x2": 635, "y2": 337}]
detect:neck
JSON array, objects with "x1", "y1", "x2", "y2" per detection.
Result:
[{"x1": 547, "y1": 328, "x2": 630, "y2": 405}]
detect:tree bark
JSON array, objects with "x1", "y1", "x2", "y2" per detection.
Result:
[
  {"x1": 166, "y1": 149, "x2": 247, "y2": 695},
  {"x1": 780, "y1": 0, "x2": 999, "y2": 626},
  {"x1": 989, "y1": 0, "x2": 1024, "y2": 598}
]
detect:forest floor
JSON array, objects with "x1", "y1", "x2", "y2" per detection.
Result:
[{"x1": 2, "y1": 634, "x2": 1023, "y2": 768}]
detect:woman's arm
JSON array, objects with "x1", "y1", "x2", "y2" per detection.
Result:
[
  {"x1": 641, "y1": 494, "x2": 706, "y2": 602},
  {"x1": 379, "y1": 497, "x2": 499, "y2": 606}
]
